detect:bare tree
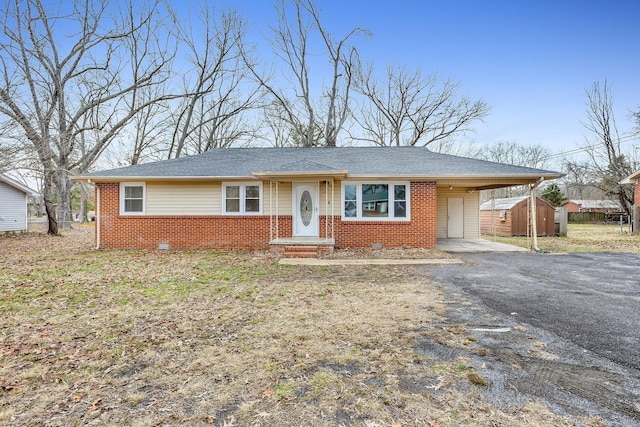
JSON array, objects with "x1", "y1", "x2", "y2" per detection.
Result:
[
  {"x1": 128, "y1": 85, "x2": 171, "y2": 165},
  {"x1": 422, "y1": 139, "x2": 482, "y2": 158},
  {"x1": 167, "y1": 7, "x2": 261, "y2": 159},
  {"x1": 477, "y1": 140, "x2": 552, "y2": 198},
  {"x1": 246, "y1": 0, "x2": 368, "y2": 147},
  {"x1": 0, "y1": 0, "x2": 178, "y2": 234},
  {"x1": 353, "y1": 64, "x2": 489, "y2": 147},
  {"x1": 0, "y1": 127, "x2": 22, "y2": 173},
  {"x1": 581, "y1": 81, "x2": 636, "y2": 215},
  {"x1": 479, "y1": 140, "x2": 551, "y2": 169},
  {"x1": 633, "y1": 108, "x2": 640, "y2": 134}
]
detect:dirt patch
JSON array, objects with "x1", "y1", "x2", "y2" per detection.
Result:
[{"x1": 0, "y1": 226, "x2": 586, "y2": 426}]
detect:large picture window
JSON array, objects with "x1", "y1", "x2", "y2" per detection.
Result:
[
  {"x1": 223, "y1": 183, "x2": 262, "y2": 215},
  {"x1": 342, "y1": 182, "x2": 409, "y2": 220},
  {"x1": 120, "y1": 182, "x2": 146, "y2": 215}
]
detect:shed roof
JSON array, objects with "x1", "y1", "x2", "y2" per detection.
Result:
[
  {"x1": 480, "y1": 196, "x2": 529, "y2": 210},
  {"x1": 563, "y1": 199, "x2": 622, "y2": 210},
  {"x1": 78, "y1": 147, "x2": 562, "y2": 182}
]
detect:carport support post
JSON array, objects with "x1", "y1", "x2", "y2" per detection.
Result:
[{"x1": 529, "y1": 178, "x2": 544, "y2": 251}]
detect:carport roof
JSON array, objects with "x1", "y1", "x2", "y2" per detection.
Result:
[{"x1": 76, "y1": 147, "x2": 562, "y2": 182}]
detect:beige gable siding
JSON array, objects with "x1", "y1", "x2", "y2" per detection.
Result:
[
  {"x1": 320, "y1": 180, "x2": 341, "y2": 216},
  {"x1": 436, "y1": 187, "x2": 480, "y2": 239},
  {"x1": 146, "y1": 182, "x2": 220, "y2": 215},
  {"x1": 263, "y1": 181, "x2": 341, "y2": 216},
  {"x1": 264, "y1": 181, "x2": 292, "y2": 214}
]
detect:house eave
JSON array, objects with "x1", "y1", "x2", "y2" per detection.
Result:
[
  {"x1": 74, "y1": 172, "x2": 562, "y2": 184},
  {"x1": 74, "y1": 175, "x2": 260, "y2": 183},
  {"x1": 0, "y1": 174, "x2": 37, "y2": 195},
  {"x1": 619, "y1": 170, "x2": 640, "y2": 184}
]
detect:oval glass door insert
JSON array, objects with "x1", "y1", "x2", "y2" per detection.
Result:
[{"x1": 300, "y1": 190, "x2": 312, "y2": 226}]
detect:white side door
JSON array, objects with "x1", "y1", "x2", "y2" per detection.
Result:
[
  {"x1": 447, "y1": 197, "x2": 464, "y2": 238},
  {"x1": 293, "y1": 182, "x2": 319, "y2": 237}
]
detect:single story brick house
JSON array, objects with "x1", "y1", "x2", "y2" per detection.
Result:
[
  {"x1": 480, "y1": 196, "x2": 556, "y2": 237},
  {"x1": 0, "y1": 174, "x2": 36, "y2": 233},
  {"x1": 76, "y1": 147, "x2": 561, "y2": 250}
]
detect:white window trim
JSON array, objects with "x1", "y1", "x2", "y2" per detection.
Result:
[
  {"x1": 120, "y1": 182, "x2": 146, "y2": 215},
  {"x1": 222, "y1": 182, "x2": 263, "y2": 215},
  {"x1": 341, "y1": 181, "x2": 410, "y2": 221}
]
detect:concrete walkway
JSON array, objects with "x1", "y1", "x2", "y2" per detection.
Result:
[
  {"x1": 278, "y1": 258, "x2": 465, "y2": 266},
  {"x1": 436, "y1": 238, "x2": 528, "y2": 253},
  {"x1": 278, "y1": 239, "x2": 527, "y2": 265}
]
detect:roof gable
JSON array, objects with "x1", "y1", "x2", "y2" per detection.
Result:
[{"x1": 0, "y1": 174, "x2": 35, "y2": 195}]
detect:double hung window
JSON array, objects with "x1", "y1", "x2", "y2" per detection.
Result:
[
  {"x1": 223, "y1": 183, "x2": 262, "y2": 215},
  {"x1": 342, "y1": 182, "x2": 409, "y2": 220},
  {"x1": 120, "y1": 182, "x2": 146, "y2": 215}
]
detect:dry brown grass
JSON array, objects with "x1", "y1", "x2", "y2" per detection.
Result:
[
  {"x1": 0, "y1": 225, "x2": 581, "y2": 426},
  {"x1": 485, "y1": 223, "x2": 640, "y2": 253}
]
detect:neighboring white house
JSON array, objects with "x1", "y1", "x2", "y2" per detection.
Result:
[{"x1": 0, "y1": 174, "x2": 36, "y2": 232}]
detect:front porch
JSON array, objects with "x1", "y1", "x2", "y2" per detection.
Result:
[
  {"x1": 270, "y1": 237, "x2": 336, "y2": 258},
  {"x1": 260, "y1": 173, "x2": 341, "y2": 257}
]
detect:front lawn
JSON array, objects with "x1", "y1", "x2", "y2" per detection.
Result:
[{"x1": 0, "y1": 226, "x2": 581, "y2": 426}]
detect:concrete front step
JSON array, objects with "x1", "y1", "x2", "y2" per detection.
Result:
[{"x1": 283, "y1": 245, "x2": 320, "y2": 258}]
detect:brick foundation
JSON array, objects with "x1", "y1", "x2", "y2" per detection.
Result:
[{"x1": 96, "y1": 181, "x2": 437, "y2": 250}]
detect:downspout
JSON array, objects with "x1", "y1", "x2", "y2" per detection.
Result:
[
  {"x1": 94, "y1": 182, "x2": 100, "y2": 250},
  {"x1": 530, "y1": 177, "x2": 544, "y2": 252}
]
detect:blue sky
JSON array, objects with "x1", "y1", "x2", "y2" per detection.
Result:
[{"x1": 219, "y1": 0, "x2": 639, "y2": 158}]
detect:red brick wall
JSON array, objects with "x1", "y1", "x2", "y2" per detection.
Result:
[
  {"x1": 635, "y1": 183, "x2": 640, "y2": 207},
  {"x1": 563, "y1": 201, "x2": 580, "y2": 213},
  {"x1": 330, "y1": 181, "x2": 437, "y2": 248},
  {"x1": 96, "y1": 181, "x2": 438, "y2": 250}
]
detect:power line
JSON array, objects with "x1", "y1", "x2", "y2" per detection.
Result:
[{"x1": 543, "y1": 134, "x2": 639, "y2": 161}]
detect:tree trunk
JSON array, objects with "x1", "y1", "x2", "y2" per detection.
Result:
[
  {"x1": 55, "y1": 169, "x2": 73, "y2": 230},
  {"x1": 43, "y1": 171, "x2": 59, "y2": 235}
]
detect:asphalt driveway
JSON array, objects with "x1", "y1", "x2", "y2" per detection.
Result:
[{"x1": 421, "y1": 252, "x2": 640, "y2": 426}]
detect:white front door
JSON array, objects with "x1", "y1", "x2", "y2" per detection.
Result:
[
  {"x1": 447, "y1": 197, "x2": 464, "y2": 238},
  {"x1": 293, "y1": 182, "x2": 319, "y2": 237}
]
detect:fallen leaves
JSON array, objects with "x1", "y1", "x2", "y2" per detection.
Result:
[{"x1": 0, "y1": 227, "x2": 580, "y2": 426}]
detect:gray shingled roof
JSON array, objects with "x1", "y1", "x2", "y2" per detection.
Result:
[{"x1": 79, "y1": 147, "x2": 561, "y2": 180}]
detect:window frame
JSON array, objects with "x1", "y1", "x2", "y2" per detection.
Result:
[
  {"x1": 222, "y1": 182, "x2": 263, "y2": 215},
  {"x1": 119, "y1": 182, "x2": 146, "y2": 215},
  {"x1": 341, "y1": 181, "x2": 410, "y2": 221}
]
